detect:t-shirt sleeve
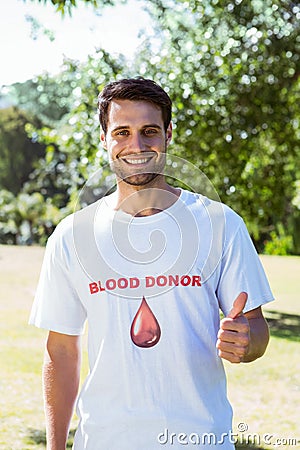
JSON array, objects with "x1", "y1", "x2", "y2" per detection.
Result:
[
  {"x1": 216, "y1": 218, "x2": 274, "y2": 316},
  {"x1": 29, "y1": 224, "x2": 87, "y2": 335}
]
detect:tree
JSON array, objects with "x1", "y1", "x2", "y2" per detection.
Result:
[
  {"x1": 0, "y1": 107, "x2": 46, "y2": 194},
  {"x1": 0, "y1": 190, "x2": 20, "y2": 244},
  {"x1": 5, "y1": 0, "x2": 300, "y2": 253},
  {"x1": 29, "y1": 0, "x2": 114, "y2": 15},
  {"x1": 8, "y1": 70, "x2": 76, "y2": 126},
  {"x1": 135, "y1": 0, "x2": 300, "y2": 252},
  {"x1": 0, "y1": 50, "x2": 128, "y2": 244},
  {"x1": 24, "y1": 50, "x2": 129, "y2": 209},
  {"x1": 0, "y1": 189, "x2": 64, "y2": 244}
]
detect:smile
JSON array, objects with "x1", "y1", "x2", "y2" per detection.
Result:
[
  {"x1": 124, "y1": 158, "x2": 150, "y2": 165},
  {"x1": 119, "y1": 153, "x2": 155, "y2": 165}
]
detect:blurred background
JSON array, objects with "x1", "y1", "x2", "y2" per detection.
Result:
[{"x1": 0, "y1": 0, "x2": 299, "y2": 254}]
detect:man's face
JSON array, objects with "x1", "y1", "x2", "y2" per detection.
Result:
[{"x1": 101, "y1": 99, "x2": 172, "y2": 187}]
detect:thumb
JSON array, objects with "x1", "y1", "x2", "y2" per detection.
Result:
[{"x1": 227, "y1": 292, "x2": 248, "y2": 319}]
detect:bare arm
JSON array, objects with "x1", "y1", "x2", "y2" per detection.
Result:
[
  {"x1": 217, "y1": 292, "x2": 270, "y2": 363},
  {"x1": 242, "y1": 306, "x2": 270, "y2": 362},
  {"x1": 43, "y1": 331, "x2": 81, "y2": 450}
]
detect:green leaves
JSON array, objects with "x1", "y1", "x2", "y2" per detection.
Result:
[
  {"x1": 1, "y1": 0, "x2": 299, "y2": 252},
  {"x1": 31, "y1": 0, "x2": 115, "y2": 15},
  {"x1": 138, "y1": 0, "x2": 300, "y2": 252}
]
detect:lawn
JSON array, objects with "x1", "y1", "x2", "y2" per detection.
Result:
[
  {"x1": 0, "y1": 245, "x2": 299, "y2": 449},
  {"x1": 225, "y1": 255, "x2": 300, "y2": 449}
]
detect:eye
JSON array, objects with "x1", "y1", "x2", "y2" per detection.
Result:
[
  {"x1": 115, "y1": 130, "x2": 129, "y2": 136},
  {"x1": 144, "y1": 128, "x2": 158, "y2": 136}
]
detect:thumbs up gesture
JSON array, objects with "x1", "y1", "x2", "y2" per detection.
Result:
[{"x1": 216, "y1": 292, "x2": 250, "y2": 363}]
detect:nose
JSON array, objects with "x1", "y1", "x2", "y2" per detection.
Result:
[{"x1": 128, "y1": 132, "x2": 145, "y2": 152}]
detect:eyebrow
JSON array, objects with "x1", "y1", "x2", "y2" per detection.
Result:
[{"x1": 111, "y1": 124, "x2": 163, "y2": 133}]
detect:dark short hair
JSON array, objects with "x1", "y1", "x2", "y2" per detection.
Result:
[{"x1": 97, "y1": 77, "x2": 172, "y2": 134}]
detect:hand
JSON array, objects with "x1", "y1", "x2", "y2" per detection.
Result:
[{"x1": 216, "y1": 292, "x2": 250, "y2": 363}]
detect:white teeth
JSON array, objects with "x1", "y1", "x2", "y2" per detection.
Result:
[{"x1": 125, "y1": 158, "x2": 149, "y2": 164}]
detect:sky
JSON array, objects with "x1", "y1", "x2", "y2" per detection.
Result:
[{"x1": 0, "y1": 0, "x2": 153, "y2": 87}]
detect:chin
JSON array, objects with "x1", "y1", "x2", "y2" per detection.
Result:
[{"x1": 122, "y1": 172, "x2": 159, "y2": 186}]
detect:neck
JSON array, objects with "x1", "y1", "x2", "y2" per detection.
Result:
[{"x1": 113, "y1": 177, "x2": 180, "y2": 217}]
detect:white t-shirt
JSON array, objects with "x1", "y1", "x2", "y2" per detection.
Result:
[{"x1": 29, "y1": 189, "x2": 274, "y2": 449}]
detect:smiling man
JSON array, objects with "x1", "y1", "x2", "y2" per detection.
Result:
[
  {"x1": 29, "y1": 77, "x2": 274, "y2": 450},
  {"x1": 99, "y1": 79, "x2": 179, "y2": 217},
  {"x1": 103, "y1": 99, "x2": 169, "y2": 186},
  {"x1": 102, "y1": 98, "x2": 178, "y2": 216}
]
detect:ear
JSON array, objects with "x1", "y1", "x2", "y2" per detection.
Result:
[
  {"x1": 100, "y1": 131, "x2": 107, "y2": 149},
  {"x1": 166, "y1": 122, "x2": 173, "y2": 147}
]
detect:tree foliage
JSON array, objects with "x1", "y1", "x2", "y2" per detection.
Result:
[
  {"x1": 0, "y1": 107, "x2": 45, "y2": 194},
  {"x1": 1, "y1": 0, "x2": 300, "y2": 253},
  {"x1": 0, "y1": 50, "x2": 129, "y2": 244},
  {"x1": 24, "y1": 51, "x2": 129, "y2": 207},
  {"x1": 8, "y1": 71, "x2": 76, "y2": 126},
  {"x1": 29, "y1": 0, "x2": 114, "y2": 15},
  {"x1": 137, "y1": 0, "x2": 300, "y2": 251},
  {"x1": 0, "y1": 189, "x2": 63, "y2": 245}
]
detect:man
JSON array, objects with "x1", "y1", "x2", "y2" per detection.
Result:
[{"x1": 29, "y1": 77, "x2": 274, "y2": 449}]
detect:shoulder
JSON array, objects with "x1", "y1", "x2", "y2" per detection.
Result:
[
  {"x1": 46, "y1": 199, "x2": 104, "y2": 256},
  {"x1": 52, "y1": 198, "x2": 104, "y2": 238},
  {"x1": 181, "y1": 190, "x2": 250, "y2": 257},
  {"x1": 182, "y1": 189, "x2": 244, "y2": 228}
]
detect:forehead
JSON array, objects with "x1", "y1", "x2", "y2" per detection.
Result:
[{"x1": 106, "y1": 99, "x2": 163, "y2": 129}]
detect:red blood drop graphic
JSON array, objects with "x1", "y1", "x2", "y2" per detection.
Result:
[{"x1": 130, "y1": 296, "x2": 161, "y2": 348}]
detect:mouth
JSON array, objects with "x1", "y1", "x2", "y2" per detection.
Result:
[
  {"x1": 124, "y1": 157, "x2": 151, "y2": 165},
  {"x1": 119, "y1": 152, "x2": 155, "y2": 166}
]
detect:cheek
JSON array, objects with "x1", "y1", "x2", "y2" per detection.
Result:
[
  {"x1": 105, "y1": 137, "x2": 118, "y2": 149},
  {"x1": 108, "y1": 143, "x2": 122, "y2": 159},
  {"x1": 148, "y1": 136, "x2": 166, "y2": 147}
]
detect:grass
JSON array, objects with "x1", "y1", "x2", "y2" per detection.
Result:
[
  {"x1": 226, "y1": 255, "x2": 300, "y2": 449},
  {"x1": 0, "y1": 246, "x2": 299, "y2": 449}
]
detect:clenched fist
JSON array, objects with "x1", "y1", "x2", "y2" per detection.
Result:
[{"x1": 216, "y1": 292, "x2": 250, "y2": 363}]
